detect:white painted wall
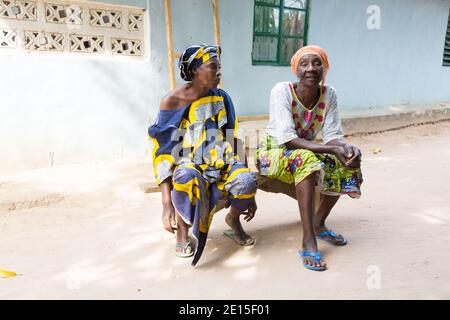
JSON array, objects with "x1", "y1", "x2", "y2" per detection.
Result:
[{"x1": 0, "y1": 0, "x2": 168, "y2": 171}]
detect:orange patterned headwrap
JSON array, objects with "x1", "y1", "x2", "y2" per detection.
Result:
[{"x1": 290, "y1": 45, "x2": 330, "y2": 82}]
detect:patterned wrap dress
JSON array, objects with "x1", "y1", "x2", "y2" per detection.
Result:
[{"x1": 149, "y1": 88, "x2": 257, "y2": 265}]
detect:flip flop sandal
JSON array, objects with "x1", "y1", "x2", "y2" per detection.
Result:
[
  {"x1": 175, "y1": 238, "x2": 194, "y2": 258},
  {"x1": 299, "y1": 250, "x2": 327, "y2": 271},
  {"x1": 223, "y1": 229, "x2": 255, "y2": 246},
  {"x1": 317, "y1": 229, "x2": 348, "y2": 246}
]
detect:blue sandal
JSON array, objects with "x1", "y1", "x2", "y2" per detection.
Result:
[
  {"x1": 317, "y1": 230, "x2": 347, "y2": 246},
  {"x1": 299, "y1": 250, "x2": 327, "y2": 271}
]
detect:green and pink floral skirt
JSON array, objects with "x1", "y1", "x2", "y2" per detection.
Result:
[{"x1": 256, "y1": 135, "x2": 362, "y2": 198}]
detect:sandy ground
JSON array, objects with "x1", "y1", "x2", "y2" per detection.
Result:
[{"x1": 1, "y1": 121, "x2": 450, "y2": 300}]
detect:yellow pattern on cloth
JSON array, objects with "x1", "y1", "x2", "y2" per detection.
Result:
[
  {"x1": 257, "y1": 135, "x2": 362, "y2": 197},
  {"x1": 149, "y1": 90, "x2": 239, "y2": 184},
  {"x1": 148, "y1": 88, "x2": 257, "y2": 266}
]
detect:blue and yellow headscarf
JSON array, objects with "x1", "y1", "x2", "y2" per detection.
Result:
[{"x1": 178, "y1": 44, "x2": 221, "y2": 81}]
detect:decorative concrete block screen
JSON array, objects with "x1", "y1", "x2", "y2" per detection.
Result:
[{"x1": 0, "y1": 0, "x2": 147, "y2": 60}]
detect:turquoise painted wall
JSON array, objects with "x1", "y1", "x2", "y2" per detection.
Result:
[
  {"x1": 103, "y1": 0, "x2": 450, "y2": 130},
  {"x1": 308, "y1": 0, "x2": 450, "y2": 111},
  {"x1": 166, "y1": 0, "x2": 450, "y2": 116}
]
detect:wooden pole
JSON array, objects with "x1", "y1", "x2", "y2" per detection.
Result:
[
  {"x1": 212, "y1": 0, "x2": 222, "y2": 88},
  {"x1": 164, "y1": 0, "x2": 176, "y2": 90},
  {"x1": 213, "y1": 0, "x2": 221, "y2": 46}
]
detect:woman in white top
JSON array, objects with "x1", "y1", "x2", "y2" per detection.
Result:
[{"x1": 256, "y1": 45, "x2": 363, "y2": 271}]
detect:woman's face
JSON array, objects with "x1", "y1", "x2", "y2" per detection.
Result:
[
  {"x1": 192, "y1": 57, "x2": 221, "y2": 88},
  {"x1": 297, "y1": 54, "x2": 324, "y2": 87}
]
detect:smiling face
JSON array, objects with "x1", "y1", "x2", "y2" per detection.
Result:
[
  {"x1": 297, "y1": 54, "x2": 324, "y2": 87},
  {"x1": 192, "y1": 57, "x2": 222, "y2": 88}
]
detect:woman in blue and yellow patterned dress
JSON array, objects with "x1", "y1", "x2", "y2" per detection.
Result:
[{"x1": 148, "y1": 45, "x2": 257, "y2": 266}]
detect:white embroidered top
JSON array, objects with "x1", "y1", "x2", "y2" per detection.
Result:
[{"x1": 266, "y1": 82, "x2": 344, "y2": 145}]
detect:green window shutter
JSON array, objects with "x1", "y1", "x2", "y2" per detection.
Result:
[
  {"x1": 252, "y1": 0, "x2": 309, "y2": 66},
  {"x1": 444, "y1": 9, "x2": 450, "y2": 67}
]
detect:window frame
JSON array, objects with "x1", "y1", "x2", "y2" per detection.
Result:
[
  {"x1": 443, "y1": 9, "x2": 450, "y2": 67},
  {"x1": 252, "y1": 0, "x2": 310, "y2": 66}
]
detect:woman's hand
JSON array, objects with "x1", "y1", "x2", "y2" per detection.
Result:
[
  {"x1": 162, "y1": 201, "x2": 177, "y2": 233},
  {"x1": 332, "y1": 145, "x2": 361, "y2": 169},
  {"x1": 344, "y1": 144, "x2": 362, "y2": 169},
  {"x1": 332, "y1": 146, "x2": 352, "y2": 168},
  {"x1": 160, "y1": 179, "x2": 177, "y2": 233},
  {"x1": 243, "y1": 198, "x2": 257, "y2": 222}
]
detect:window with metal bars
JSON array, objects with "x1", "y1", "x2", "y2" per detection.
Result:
[
  {"x1": 444, "y1": 9, "x2": 450, "y2": 67},
  {"x1": 252, "y1": 0, "x2": 309, "y2": 66}
]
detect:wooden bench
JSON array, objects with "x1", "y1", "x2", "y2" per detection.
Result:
[
  {"x1": 141, "y1": 141, "x2": 321, "y2": 211},
  {"x1": 142, "y1": 173, "x2": 320, "y2": 212}
]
